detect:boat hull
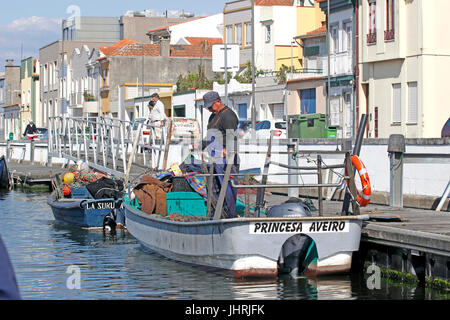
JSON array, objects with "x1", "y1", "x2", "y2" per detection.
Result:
[
  {"x1": 124, "y1": 203, "x2": 367, "y2": 278},
  {"x1": 0, "y1": 156, "x2": 10, "y2": 189},
  {"x1": 47, "y1": 192, "x2": 124, "y2": 229}
]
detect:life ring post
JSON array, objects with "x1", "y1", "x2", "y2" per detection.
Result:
[{"x1": 344, "y1": 152, "x2": 360, "y2": 215}]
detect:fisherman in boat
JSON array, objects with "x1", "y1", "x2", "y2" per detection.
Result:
[{"x1": 202, "y1": 91, "x2": 239, "y2": 218}]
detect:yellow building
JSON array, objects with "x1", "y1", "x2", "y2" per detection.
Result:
[
  {"x1": 275, "y1": 1, "x2": 325, "y2": 71},
  {"x1": 20, "y1": 57, "x2": 40, "y2": 132},
  {"x1": 358, "y1": 0, "x2": 450, "y2": 138}
]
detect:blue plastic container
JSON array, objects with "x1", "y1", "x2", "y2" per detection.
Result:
[{"x1": 166, "y1": 192, "x2": 207, "y2": 216}]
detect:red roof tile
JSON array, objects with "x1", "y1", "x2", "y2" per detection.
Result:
[
  {"x1": 170, "y1": 44, "x2": 213, "y2": 58},
  {"x1": 98, "y1": 37, "x2": 215, "y2": 59},
  {"x1": 184, "y1": 37, "x2": 223, "y2": 46},
  {"x1": 304, "y1": 21, "x2": 326, "y2": 36}
]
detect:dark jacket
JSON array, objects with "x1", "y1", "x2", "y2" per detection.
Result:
[{"x1": 23, "y1": 123, "x2": 36, "y2": 136}]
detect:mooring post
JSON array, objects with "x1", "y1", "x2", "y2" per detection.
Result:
[
  {"x1": 287, "y1": 141, "x2": 298, "y2": 198},
  {"x1": 6, "y1": 140, "x2": 10, "y2": 161},
  {"x1": 388, "y1": 134, "x2": 405, "y2": 208},
  {"x1": 30, "y1": 140, "x2": 35, "y2": 165}
]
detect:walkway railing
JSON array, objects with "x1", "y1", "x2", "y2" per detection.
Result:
[{"x1": 48, "y1": 116, "x2": 168, "y2": 180}]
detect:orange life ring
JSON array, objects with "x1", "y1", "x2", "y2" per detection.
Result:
[{"x1": 345, "y1": 155, "x2": 371, "y2": 207}]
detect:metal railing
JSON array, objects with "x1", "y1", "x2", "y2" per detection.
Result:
[{"x1": 48, "y1": 116, "x2": 168, "y2": 181}]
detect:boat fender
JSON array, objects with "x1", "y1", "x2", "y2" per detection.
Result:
[
  {"x1": 103, "y1": 211, "x2": 117, "y2": 232},
  {"x1": 62, "y1": 184, "x2": 71, "y2": 197}
]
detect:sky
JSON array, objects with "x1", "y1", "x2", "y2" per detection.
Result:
[{"x1": 0, "y1": 0, "x2": 227, "y2": 72}]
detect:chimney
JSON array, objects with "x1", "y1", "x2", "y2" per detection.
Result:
[
  {"x1": 6, "y1": 59, "x2": 14, "y2": 67},
  {"x1": 159, "y1": 38, "x2": 170, "y2": 57}
]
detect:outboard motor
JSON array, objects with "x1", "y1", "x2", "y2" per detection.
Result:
[
  {"x1": 267, "y1": 198, "x2": 312, "y2": 218},
  {"x1": 103, "y1": 210, "x2": 117, "y2": 233},
  {"x1": 273, "y1": 199, "x2": 317, "y2": 277}
]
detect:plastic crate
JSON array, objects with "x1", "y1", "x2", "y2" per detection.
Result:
[{"x1": 166, "y1": 192, "x2": 206, "y2": 216}]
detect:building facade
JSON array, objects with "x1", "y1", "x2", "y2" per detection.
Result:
[
  {"x1": 20, "y1": 57, "x2": 41, "y2": 131},
  {"x1": 357, "y1": 0, "x2": 450, "y2": 138},
  {"x1": 95, "y1": 38, "x2": 215, "y2": 119},
  {"x1": 319, "y1": 0, "x2": 356, "y2": 139},
  {"x1": 287, "y1": 22, "x2": 327, "y2": 115},
  {"x1": 0, "y1": 60, "x2": 21, "y2": 140}
]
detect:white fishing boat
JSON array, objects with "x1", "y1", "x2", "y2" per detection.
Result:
[
  {"x1": 124, "y1": 125, "x2": 372, "y2": 278},
  {"x1": 123, "y1": 201, "x2": 368, "y2": 277}
]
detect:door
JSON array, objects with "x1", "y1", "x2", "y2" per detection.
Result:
[
  {"x1": 300, "y1": 88, "x2": 316, "y2": 114},
  {"x1": 238, "y1": 103, "x2": 247, "y2": 120}
]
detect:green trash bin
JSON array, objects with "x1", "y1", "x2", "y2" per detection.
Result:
[
  {"x1": 287, "y1": 115, "x2": 301, "y2": 139},
  {"x1": 8, "y1": 132, "x2": 13, "y2": 141},
  {"x1": 326, "y1": 127, "x2": 337, "y2": 139},
  {"x1": 298, "y1": 114, "x2": 326, "y2": 138}
]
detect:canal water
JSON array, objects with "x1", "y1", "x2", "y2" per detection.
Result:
[{"x1": 0, "y1": 190, "x2": 446, "y2": 300}]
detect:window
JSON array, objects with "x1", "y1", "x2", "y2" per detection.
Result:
[
  {"x1": 407, "y1": 82, "x2": 418, "y2": 124},
  {"x1": 265, "y1": 24, "x2": 272, "y2": 43},
  {"x1": 300, "y1": 88, "x2": 316, "y2": 114},
  {"x1": 173, "y1": 105, "x2": 186, "y2": 117},
  {"x1": 343, "y1": 22, "x2": 352, "y2": 52},
  {"x1": 226, "y1": 25, "x2": 233, "y2": 44},
  {"x1": 385, "y1": 0, "x2": 395, "y2": 40},
  {"x1": 392, "y1": 83, "x2": 401, "y2": 123},
  {"x1": 331, "y1": 25, "x2": 338, "y2": 53},
  {"x1": 238, "y1": 103, "x2": 247, "y2": 120},
  {"x1": 367, "y1": 0, "x2": 377, "y2": 44},
  {"x1": 236, "y1": 24, "x2": 243, "y2": 46},
  {"x1": 44, "y1": 64, "x2": 48, "y2": 91},
  {"x1": 256, "y1": 121, "x2": 270, "y2": 130},
  {"x1": 245, "y1": 22, "x2": 252, "y2": 46}
]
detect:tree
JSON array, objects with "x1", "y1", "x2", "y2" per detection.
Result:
[
  {"x1": 175, "y1": 64, "x2": 213, "y2": 93},
  {"x1": 275, "y1": 64, "x2": 290, "y2": 84}
]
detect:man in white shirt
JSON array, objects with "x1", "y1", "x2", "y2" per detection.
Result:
[{"x1": 148, "y1": 93, "x2": 167, "y2": 140}]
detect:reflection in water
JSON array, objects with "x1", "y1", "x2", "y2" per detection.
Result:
[{"x1": 0, "y1": 191, "x2": 446, "y2": 300}]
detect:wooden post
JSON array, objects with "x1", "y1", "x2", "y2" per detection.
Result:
[
  {"x1": 162, "y1": 120, "x2": 173, "y2": 170},
  {"x1": 344, "y1": 152, "x2": 360, "y2": 216},
  {"x1": 317, "y1": 154, "x2": 323, "y2": 216},
  {"x1": 245, "y1": 174, "x2": 250, "y2": 217},
  {"x1": 213, "y1": 156, "x2": 233, "y2": 220},
  {"x1": 125, "y1": 122, "x2": 142, "y2": 189},
  {"x1": 255, "y1": 132, "x2": 273, "y2": 217}
]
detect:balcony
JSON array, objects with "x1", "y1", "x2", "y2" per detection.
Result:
[
  {"x1": 100, "y1": 85, "x2": 110, "y2": 93},
  {"x1": 367, "y1": 32, "x2": 377, "y2": 45},
  {"x1": 384, "y1": 29, "x2": 395, "y2": 41}
]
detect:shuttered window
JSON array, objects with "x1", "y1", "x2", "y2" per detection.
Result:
[
  {"x1": 407, "y1": 82, "x2": 418, "y2": 124},
  {"x1": 392, "y1": 83, "x2": 401, "y2": 123}
]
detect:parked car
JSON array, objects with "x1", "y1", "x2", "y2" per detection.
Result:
[
  {"x1": 441, "y1": 117, "x2": 450, "y2": 138},
  {"x1": 243, "y1": 120, "x2": 287, "y2": 139},
  {"x1": 34, "y1": 128, "x2": 48, "y2": 141},
  {"x1": 237, "y1": 120, "x2": 253, "y2": 138}
]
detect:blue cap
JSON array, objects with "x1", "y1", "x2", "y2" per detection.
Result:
[{"x1": 202, "y1": 91, "x2": 220, "y2": 109}]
